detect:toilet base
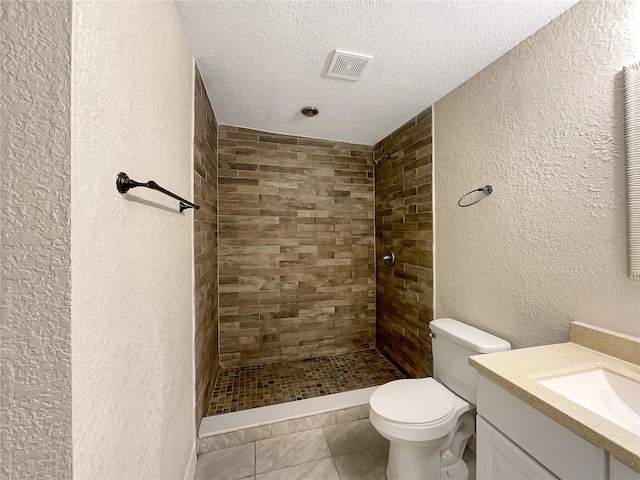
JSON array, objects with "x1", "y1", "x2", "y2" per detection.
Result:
[
  {"x1": 381, "y1": 410, "x2": 474, "y2": 480},
  {"x1": 385, "y1": 441, "x2": 470, "y2": 480},
  {"x1": 441, "y1": 458, "x2": 469, "y2": 480},
  {"x1": 386, "y1": 439, "x2": 442, "y2": 480}
]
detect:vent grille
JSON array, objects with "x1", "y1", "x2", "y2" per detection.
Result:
[{"x1": 326, "y1": 50, "x2": 373, "y2": 81}]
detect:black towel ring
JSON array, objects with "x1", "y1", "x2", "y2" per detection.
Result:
[{"x1": 458, "y1": 185, "x2": 493, "y2": 207}]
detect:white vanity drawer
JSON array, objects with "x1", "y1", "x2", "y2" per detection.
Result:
[
  {"x1": 477, "y1": 416, "x2": 558, "y2": 480},
  {"x1": 477, "y1": 375, "x2": 607, "y2": 480}
]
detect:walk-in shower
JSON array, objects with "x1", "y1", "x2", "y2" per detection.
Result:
[
  {"x1": 194, "y1": 71, "x2": 434, "y2": 435},
  {"x1": 203, "y1": 125, "x2": 405, "y2": 421}
]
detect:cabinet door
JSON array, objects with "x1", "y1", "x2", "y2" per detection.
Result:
[
  {"x1": 610, "y1": 457, "x2": 640, "y2": 480},
  {"x1": 477, "y1": 416, "x2": 558, "y2": 480}
]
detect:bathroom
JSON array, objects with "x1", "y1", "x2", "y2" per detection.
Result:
[{"x1": 2, "y1": 0, "x2": 640, "y2": 479}]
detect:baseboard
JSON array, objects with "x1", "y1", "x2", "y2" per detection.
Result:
[{"x1": 184, "y1": 442, "x2": 197, "y2": 480}]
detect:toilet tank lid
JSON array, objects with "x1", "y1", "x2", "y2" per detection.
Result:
[{"x1": 430, "y1": 318, "x2": 511, "y2": 353}]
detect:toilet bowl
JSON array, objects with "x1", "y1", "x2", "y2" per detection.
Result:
[
  {"x1": 370, "y1": 378, "x2": 474, "y2": 480},
  {"x1": 369, "y1": 318, "x2": 511, "y2": 480}
]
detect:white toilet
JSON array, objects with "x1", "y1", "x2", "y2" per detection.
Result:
[{"x1": 369, "y1": 318, "x2": 511, "y2": 480}]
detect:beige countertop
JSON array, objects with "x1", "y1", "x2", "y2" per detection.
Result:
[{"x1": 469, "y1": 323, "x2": 640, "y2": 472}]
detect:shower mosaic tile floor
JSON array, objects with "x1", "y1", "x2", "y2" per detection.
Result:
[{"x1": 208, "y1": 349, "x2": 404, "y2": 415}]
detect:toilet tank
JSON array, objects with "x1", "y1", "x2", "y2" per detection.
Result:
[{"x1": 430, "y1": 318, "x2": 510, "y2": 405}]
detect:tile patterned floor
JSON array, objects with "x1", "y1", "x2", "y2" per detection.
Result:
[
  {"x1": 194, "y1": 418, "x2": 477, "y2": 480},
  {"x1": 209, "y1": 349, "x2": 404, "y2": 415}
]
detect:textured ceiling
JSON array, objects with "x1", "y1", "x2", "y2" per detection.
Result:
[{"x1": 175, "y1": 0, "x2": 578, "y2": 145}]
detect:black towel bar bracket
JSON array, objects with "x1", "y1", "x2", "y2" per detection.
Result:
[{"x1": 116, "y1": 172, "x2": 200, "y2": 212}]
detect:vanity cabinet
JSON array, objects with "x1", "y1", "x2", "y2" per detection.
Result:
[
  {"x1": 610, "y1": 458, "x2": 640, "y2": 480},
  {"x1": 476, "y1": 375, "x2": 609, "y2": 480}
]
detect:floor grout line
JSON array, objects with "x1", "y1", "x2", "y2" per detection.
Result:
[
  {"x1": 330, "y1": 455, "x2": 342, "y2": 480},
  {"x1": 253, "y1": 440, "x2": 257, "y2": 478},
  {"x1": 255, "y1": 456, "x2": 337, "y2": 478}
]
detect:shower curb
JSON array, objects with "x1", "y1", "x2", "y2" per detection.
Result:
[{"x1": 197, "y1": 387, "x2": 375, "y2": 455}]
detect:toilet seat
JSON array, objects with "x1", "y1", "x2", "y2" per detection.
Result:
[
  {"x1": 369, "y1": 377, "x2": 471, "y2": 442},
  {"x1": 370, "y1": 378, "x2": 456, "y2": 425}
]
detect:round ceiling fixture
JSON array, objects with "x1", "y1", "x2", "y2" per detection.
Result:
[{"x1": 301, "y1": 107, "x2": 319, "y2": 117}]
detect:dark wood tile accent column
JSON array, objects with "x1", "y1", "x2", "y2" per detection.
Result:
[
  {"x1": 194, "y1": 65, "x2": 219, "y2": 426},
  {"x1": 374, "y1": 107, "x2": 433, "y2": 377}
]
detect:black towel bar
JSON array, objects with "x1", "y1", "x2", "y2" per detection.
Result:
[{"x1": 116, "y1": 172, "x2": 200, "y2": 212}]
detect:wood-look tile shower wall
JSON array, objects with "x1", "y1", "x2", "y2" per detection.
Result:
[
  {"x1": 374, "y1": 107, "x2": 434, "y2": 378},
  {"x1": 217, "y1": 126, "x2": 375, "y2": 367},
  {"x1": 194, "y1": 66, "x2": 219, "y2": 426}
]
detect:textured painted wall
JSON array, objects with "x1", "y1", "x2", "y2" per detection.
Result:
[
  {"x1": 218, "y1": 127, "x2": 375, "y2": 367},
  {"x1": 1, "y1": 1, "x2": 72, "y2": 477},
  {"x1": 374, "y1": 109, "x2": 434, "y2": 377},
  {"x1": 434, "y1": 0, "x2": 640, "y2": 349},
  {"x1": 194, "y1": 65, "x2": 219, "y2": 428},
  {"x1": 71, "y1": 2, "x2": 196, "y2": 478}
]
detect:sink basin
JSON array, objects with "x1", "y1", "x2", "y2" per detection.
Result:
[{"x1": 538, "y1": 369, "x2": 640, "y2": 436}]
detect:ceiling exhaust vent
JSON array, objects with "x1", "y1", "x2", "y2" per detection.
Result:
[{"x1": 326, "y1": 50, "x2": 373, "y2": 81}]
